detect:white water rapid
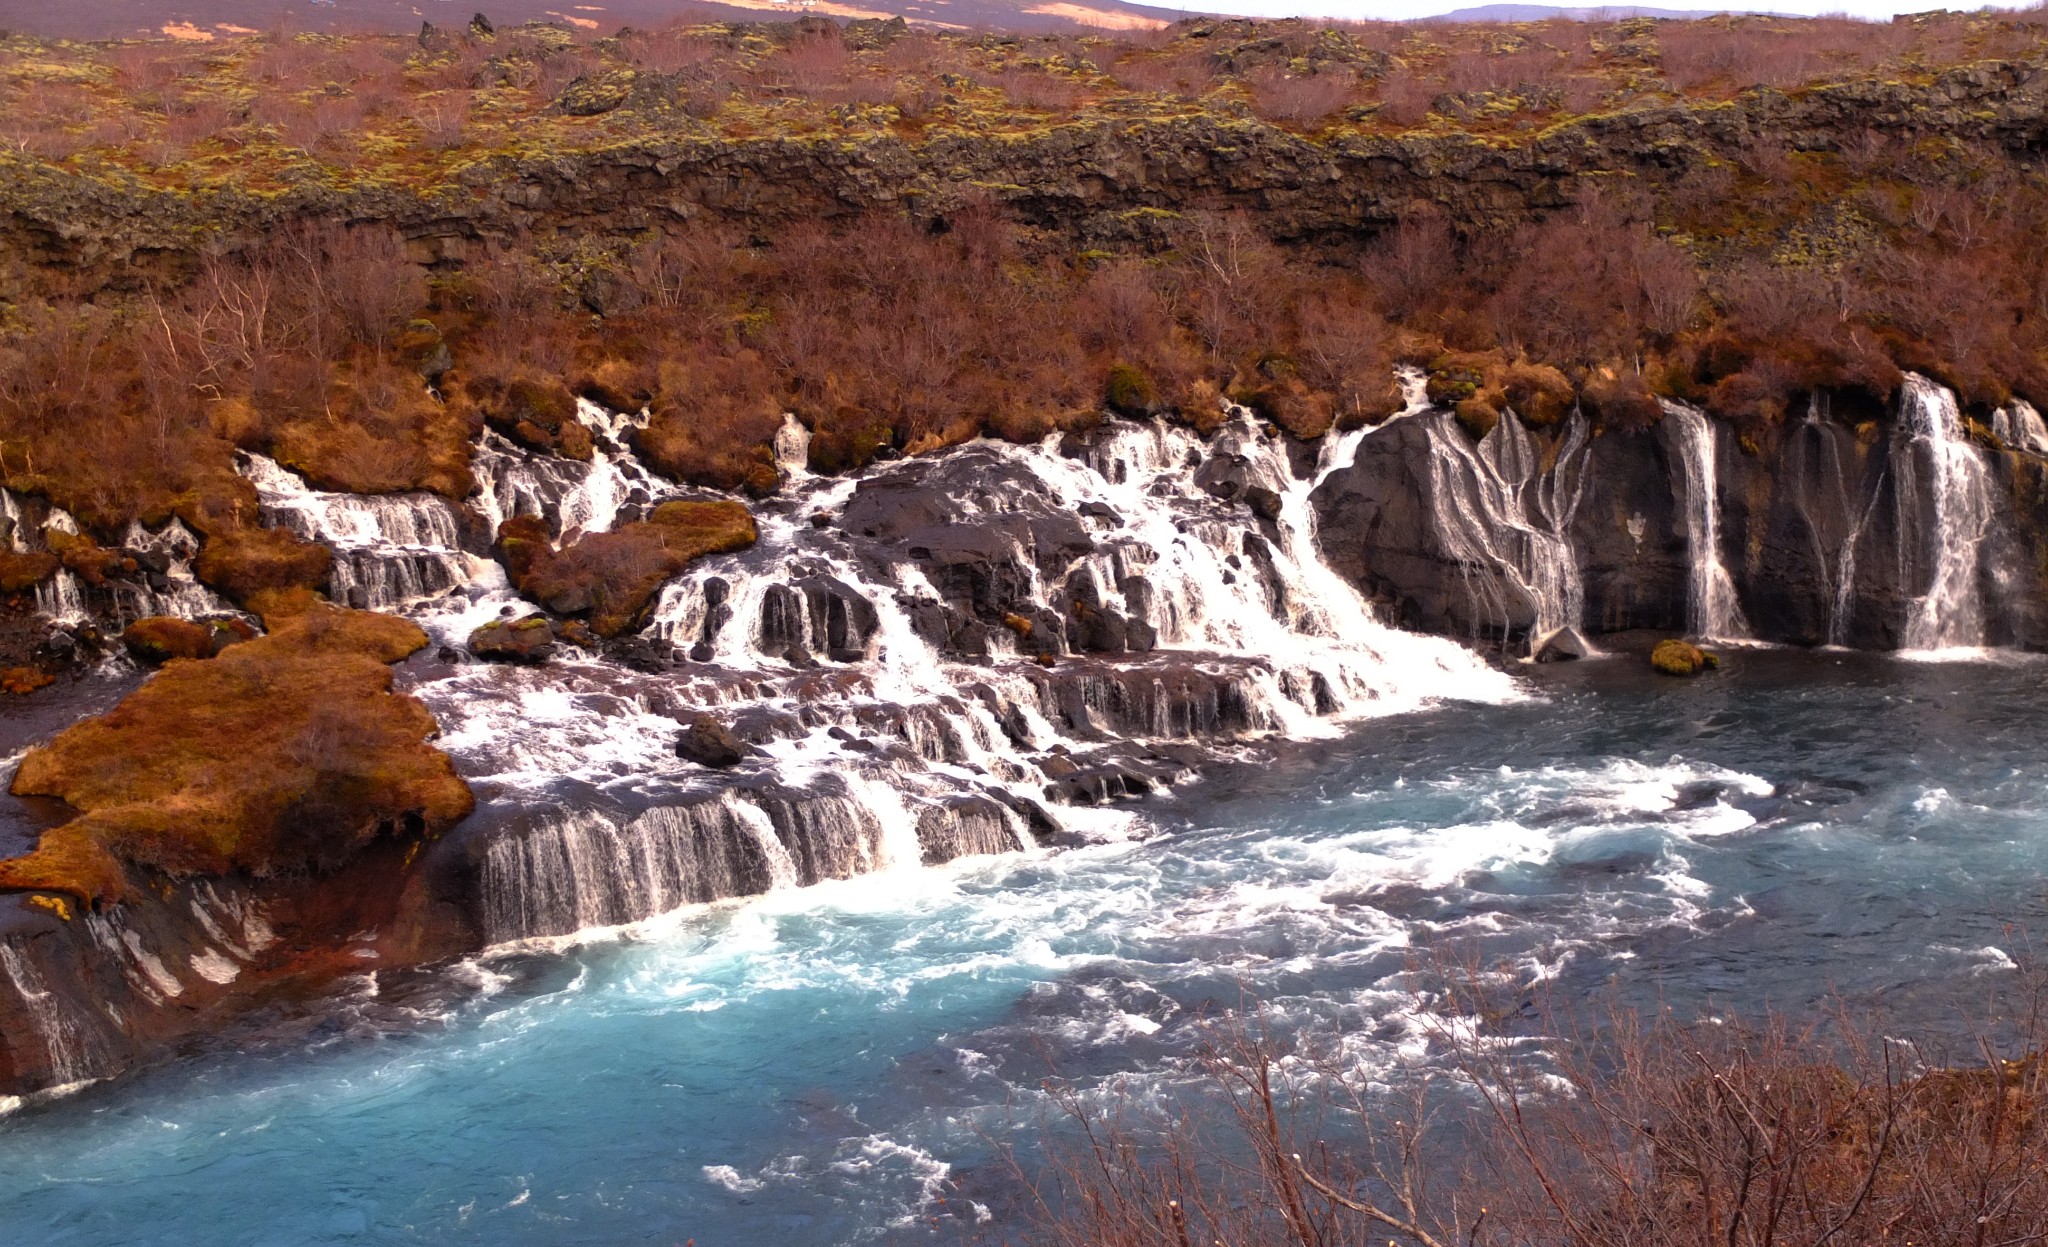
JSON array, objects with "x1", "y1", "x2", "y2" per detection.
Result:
[{"x1": 222, "y1": 394, "x2": 1515, "y2": 944}]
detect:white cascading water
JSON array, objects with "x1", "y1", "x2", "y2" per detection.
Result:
[
  {"x1": 1, "y1": 489, "x2": 230, "y2": 629},
  {"x1": 1898, "y1": 374, "x2": 1995, "y2": 653},
  {"x1": 242, "y1": 454, "x2": 498, "y2": 613},
  {"x1": 403, "y1": 395, "x2": 1515, "y2": 941},
  {"x1": 1794, "y1": 399, "x2": 1887, "y2": 649},
  {"x1": 1420, "y1": 407, "x2": 1591, "y2": 654},
  {"x1": 1993, "y1": 399, "x2": 2048, "y2": 456},
  {"x1": 1663, "y1": 401, "x2": 1751, "y2": 641}
]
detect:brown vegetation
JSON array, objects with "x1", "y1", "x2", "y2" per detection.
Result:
[
  {"x1": 1027, "y1": 977, "x2": 2048, "y2": 1247},
  {"x1": 0, "y1": 603, "x2": 472, "y2": 908},
  {"x1": 502, "y1": 498, "x2": 758, "y2": 636}
]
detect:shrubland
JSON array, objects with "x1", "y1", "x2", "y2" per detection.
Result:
[{"x1": 0, "y1": 10, "x2": 2046, "y2": 604}]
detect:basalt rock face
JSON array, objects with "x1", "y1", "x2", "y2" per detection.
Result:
[
  {"x1": 11, "y1": 62, "x2": 2048, "y2": 291},
  {"x1": 1313, "y1": 381, "x2": 2048, "y2": 654}
]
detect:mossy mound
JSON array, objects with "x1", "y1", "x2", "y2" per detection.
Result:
[
  {"x1": 459, "y1": 374, "x2": 594, "y2": 462},
  {"x1": 0, "y1": 604, "x2": 472, "y2": 908},
  {"x1": 1651, "y1": 638, "x2": 1718, "y2": 677},
  {"x1": 507, "y1": 500, "x2": 758, "y2": 637},
  {"x1": 468, "y1": 615, "x2": 556, "y2": 664},
  {"x1": 0, "y1": 551, "x2": 58, "y2": 594},
  {"x1": 120, "y1": 616, "x2": 254, "y2": 666},
  {"x1": 44, "y1": 528, "x2": 134, "y2": 586},
  {"x1": 194, "y1": 528, "x2": 334, "y2": 607}
]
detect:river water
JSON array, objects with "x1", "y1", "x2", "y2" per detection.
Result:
[{"x1": 1, "y1": 647, "x2": 2043, "y2": 1245}]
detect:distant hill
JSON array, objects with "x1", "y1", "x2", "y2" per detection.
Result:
[
  {"x1": 1422, "y1": 3, "x2": 1769, "y2": 18},
  {"x1": 0, "y1": 0, "x2": 1187, "y2": 41}
]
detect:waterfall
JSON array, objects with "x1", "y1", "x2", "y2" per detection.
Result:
[
  {"x1": 483, "y1": 793, "x2": 819, "y2": 941},
  {"x1": 1993, "y1": 399, "x2": 2048, "y2": 455},
  {"x1": 1663, "y1": 402, "x2": 1750, "y2": 641},
  {"x1": 1898, "y1": 375, "x2": 1995, "y2": 652},
  {"x1": 470, "y1": 403, "x2": 663, "y2": 539},
  {"x1": 242, "y1": 454, "x2": 494, "y2": 612},
  {"x1": 1420, "y1": 409, "x2": 1591, "y2": 654},
  {"x1": 0, "y1": 942, "x2": 96, "y2": 1086}
]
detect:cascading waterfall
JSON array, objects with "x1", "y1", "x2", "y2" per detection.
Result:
[
  {"x1": 1420, "y1": 408, "x2": 1591, "y2": 654},
  {"x1": 1993, "y1": 399, "x2": 2048, "y2": 455},
  {"x1": 1793, "y1": 401, "x2": 1888, "y2": 649},
  {"x1": 1663, "y1": 401, "x2": 1751, "y2": 641},
  {"x1": 1899, "y1": 374, "x2": 1995, "y2": 652},
  {"x1": 404, "y1": 397, "x2": 1515, "y2": 942},
  {"x1": 242, "y1": 454, "x2": 495, "y2": 612}
]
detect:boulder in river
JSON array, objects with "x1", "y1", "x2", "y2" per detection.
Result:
[
  {"x1": 467, "y1": 616, "x2": 556, "y2": 664},
  {"x1": 675, "y1": 713, "x2": 747, "y2": 769},
  {"x1": 1650, "y1": 638, "x2": 1716, "y2": 677}
]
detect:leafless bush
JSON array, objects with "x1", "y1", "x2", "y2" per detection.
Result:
[
  {"x1": 1024, "y1": 968, "x2": 2048, "y2": 1247},
  {"x1": 1248, "y1": 66, "x2": 1358, "y2": 127},
  {"x1": 984, "y1": 68, "x2": 1085, "y2": 113},
  {"x1": 410, "y1": 93, "x2": 469, "y2": 150}
]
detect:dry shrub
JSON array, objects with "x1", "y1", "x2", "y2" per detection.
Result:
[
  {"x1": 620, "y1": 28, "x2": 726, "y2": 75},
  {"x1": 410, "y1": 93, "x2": 469, "y2": 150},
  {"x1": 1373, "y1": 70, "x2": 1435, "y2": 127},
  {"x1": 1110, "y1": 49, "x2": 1218, "y2": 100},
  {"x1": 767, "y1": 32, "x2": 853, "y2": 95},
  {"x1": 1026, "y1": 973, "x2": 2048, "y2": 1247},
  {"x1": 1247, "y1": 66, "x2": 1358, "y2": 127},
  {"x1": 984, "y1": 68, "x2": 1085, "y2": 113},
  {"x1": 1659, "y1": 17, "x2": 1911, "y2": 94}
]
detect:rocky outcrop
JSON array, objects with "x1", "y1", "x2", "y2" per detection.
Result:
[
  {"x1": 10, "y1": 61, "x2": 2048, "y2": 292},
  {"x1": 1314, "y1": 382, "x2": 2048, "y2": 654}
]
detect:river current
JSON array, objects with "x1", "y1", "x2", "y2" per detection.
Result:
[{"x1": 0, "y1": 648, "x2": 2042, "y2": 1245}]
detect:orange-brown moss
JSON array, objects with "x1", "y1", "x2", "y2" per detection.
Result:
[
  {"x1": 0, "y1": 551, "x2": 58, "y2": 594},
  {"x1": 0, "y1": 667, "x2": 55, "y2": 696},
  {"x1": 0, "y1": 603, "x2": 472, "y2": 908},
  {"x1": 121, "y1": 616, "x2": 253, "y2": 665},
  {"x1": 43, "y1": 528, "x2": 134, "y2": 587},
  {"x1": 194, "y1": 527, "x2": 334, "y2": 606},
  {"x1": 511, "y1": 499, "x2": 758, "y2": 636}
]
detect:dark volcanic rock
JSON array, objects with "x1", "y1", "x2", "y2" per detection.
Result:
[
  {"x1": 675, "y1": 713, "x2": 748, "y2": 768},
  {"x1": 467, "y1": 615, "x2": 557, "y2": 663}
]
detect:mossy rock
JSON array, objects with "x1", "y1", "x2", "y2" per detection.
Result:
[
  {"x1": 465, "y1": 375, "x2": 594, "y2": 462},
  {"x1": 511, "y1": 499, "x2": 758, "y2": 637},
  {"x1": 1650, "y1": 638, "x2": 1718, "y2": 677},
  {"x1": 0, "y1": 604, "x2": 470, "y2": 908},
  {"x1": 1105, "y1": 363, "x2": 1161, "y2": 417},
  {"x1": 44, "y1": 529, "x2": 132, "y2": 586},
  {"x1": 0, "y1": 550, "x2": 58, "y2": 594},
  {"x1": 1580, "y1": 368, "x2": 1663, "y2": 429},
  {"x1": 195, "y1": 528, "x2": 333, "y2": 607},
  {"x1": 1455, "y1": 394, "x2": 1502, "y2": 440},
  {"x1": 468, "y1": 615, "x2": 556, "y2": 664},
  {"x1": 1503, "y1": 360, "x2": 1576, "y2": 427},
  {"x1": 121, "y1": 616, "x2": 252, "y2": 666},
  {"x1": 556, "y1": 70, "x2": 637, "y2": 117}
]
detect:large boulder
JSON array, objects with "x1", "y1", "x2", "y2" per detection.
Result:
[
  {"x1": 675, "y1": 713, "x2": 747, "y2": 769},
  {"x1": 0, "y1": 604, "x2": 471, "y2": 907},
  {"x1": 121, "y1": 616, "x2": 252, "y2": 666},
  {"x1": 195, "y1": 528, "x2": 333, "y2": 607},
  {"x1": 467, "y1": 616, "x2": 556, "y2": 664}
]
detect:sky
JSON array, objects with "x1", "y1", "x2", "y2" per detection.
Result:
[{"x1": 1169, "y1": 0, "x2": 2043, "y2": 20}]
